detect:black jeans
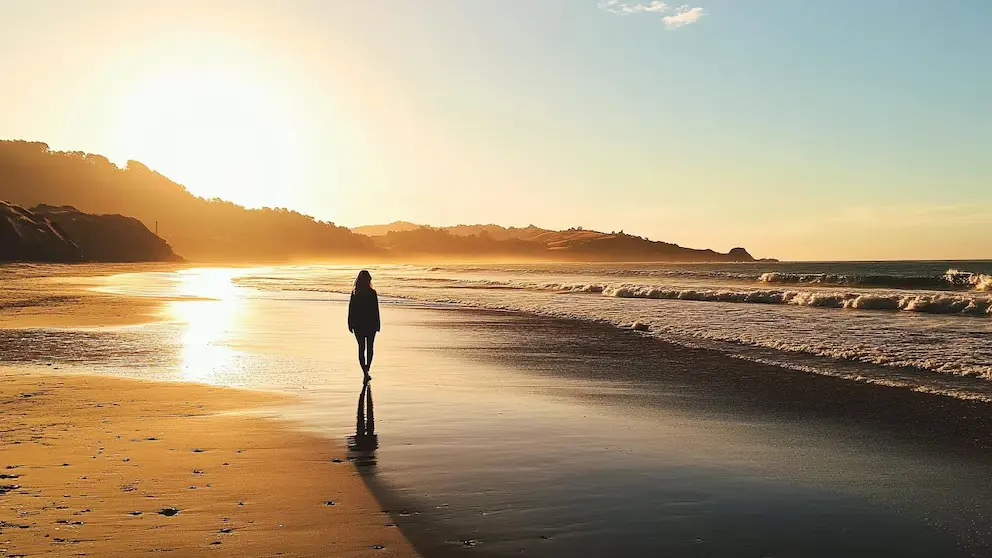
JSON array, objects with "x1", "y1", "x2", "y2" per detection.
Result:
[{"x1": 354, "y1": 331, "x2": 377, "y2": 373}]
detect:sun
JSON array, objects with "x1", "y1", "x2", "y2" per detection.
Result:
[{"x1": 111, "y1": 63, "x2": 309, "y2": 209}]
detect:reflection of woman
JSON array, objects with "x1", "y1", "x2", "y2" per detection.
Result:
[
  {"x1": 348, "y1": 270, "x2": 380, "y2": 381},
  {"x1": 348, "y1": 379, "x2": 378, "y2": 466}
]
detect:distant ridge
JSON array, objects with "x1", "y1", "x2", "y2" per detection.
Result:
[
  {"x1": 351, "y1": 222, "x2": 766, "y2": 262},
  {"x1": 0, "y1": 139, "x2": 770, "y2": 263},
  {"x1": 352, "y1": 222, "x2": 550, "y2": 241},
  {"x1": 350, "y1": 221, "x2": 422, "y2": 237}
]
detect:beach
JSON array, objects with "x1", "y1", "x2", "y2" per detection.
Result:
[
  {"x1": 0, "y1": 372, "x2": 415, "y2": 557},
  {"x1": 1, "y1": 264, "x2": 991, "y2": 557},
  {"x1": 0, "y1": 263, "x2": 179, "y2": 329},
  {"x1": 0, "y1": 265, "x2": 417, "y2": 556}
]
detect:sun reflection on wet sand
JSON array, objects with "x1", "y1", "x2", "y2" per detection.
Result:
[{"x1": 167, "y1": 269, "x2": 244, "y2": 383}]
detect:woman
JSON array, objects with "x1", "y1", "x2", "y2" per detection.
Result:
[{"x1": 348, "y1": 270, "x2": 380, "y2": 380}]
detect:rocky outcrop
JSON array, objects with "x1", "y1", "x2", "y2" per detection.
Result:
[
  {"x1": 0, "y1": 201, "x2": 181, "y2": 263},
  {"x1": 0, "y1": 201, "x2": 82, "y2": 262},
  {"x1": 32, "y1": 205, "x2": 181, "y2": 262},
  {"x1": 726, "y1": 247, "x2": 754, "y2": 262}
]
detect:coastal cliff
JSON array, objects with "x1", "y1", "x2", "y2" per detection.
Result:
[
  {"x1": 32, "y1": 204, "x2": 182, "y2": 262},
  {"x1": 0, "y1": 201, "x2": 180, "y2": 263},
  {"x1": 0, "y1": 201, "x2": 82, "y2": 262}
]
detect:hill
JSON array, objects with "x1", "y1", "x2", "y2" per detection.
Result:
[
  {"x1": 0, "y1": 140, "x2": 767, "y2": 263},
  {"x1": 374, "y1": 227, "x2": 546, "y2": 258},
  {"x1": 33, "y1": 204, "x2": 181, "y2": 262},
  {"x1": 0, "y1": 201, "x2": 180, "y2": 263},
  {"x1": 350, "y1": 221, "x2": 422, "y2": 237},
  {"x1": 355, "y1": 223, "x2": 761, "y2": 262},
  {"x1": 0, "y1": 201, "x2": 82, "y2": 262},
  {"x1": 0, "y1": 141, "x2": 375, "y2": 261},
  {"x1": 440, "y1": 224, "x2": 551, "y2": 241}
]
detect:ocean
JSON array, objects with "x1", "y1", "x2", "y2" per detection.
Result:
[{"x1": 226, "y1": 260, "x2": 992, "y2": 403}]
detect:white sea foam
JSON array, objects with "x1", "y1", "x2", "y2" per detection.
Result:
[
  {"x1": 411, "y1": 288, "x2": 992, "y2": 382},
  {"x1": 417, "y1": 276, "x2": 992, "y2": 317},
  {"x1": 945, "y1": 268, "x2": 992, "y2": 291},
  {"x1": 758, "y1": 268, "x2": 992, "y2": 291},
  {"x1": 600, "y1": 284, "x2": 992, "y2": 316}
]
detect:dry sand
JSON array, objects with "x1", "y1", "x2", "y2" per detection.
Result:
[{"x1": 0, "y1": 371, "x2": 418, "y2": 557}]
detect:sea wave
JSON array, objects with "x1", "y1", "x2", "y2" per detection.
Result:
[
  {"x1": 423, "y1": 294, "x2": 992, "y2": 382},
  {"x1": 946, "y1": 268, "x2": 992, "y2": 291},
  {"x1": 758, "y1": 268, "x2": 992, "y2": 291},
  {"x1": 603, "y1": 285, "x2": 992, "y2": 316},
  {"x1": 417, "y1": 264, "x2": 992, "y2": 292},
  {"x1": 442, "y1": 278, "x2": 992, "y2": 317},
  {"x1": 236, "y1": 273, "x2": 992, "y2": 317}
]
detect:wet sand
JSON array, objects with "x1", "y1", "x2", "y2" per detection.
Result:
[
  {"x1": 0, "y1": 371, "x2": 417, "y2": 557},
  {"x1": 350, "y1": 310, "x2": 992, "y2": 557},
  {"x1": 0, "y1": 263, "x2": 181, "y2": 328}
]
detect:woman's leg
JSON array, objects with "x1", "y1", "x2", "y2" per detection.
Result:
[
  {"x1": 355, "y1": 332, "x2": 367, "y2": 371},
  {"x1": 365, "y1": 332, "x2": 377, "y2": 370}
]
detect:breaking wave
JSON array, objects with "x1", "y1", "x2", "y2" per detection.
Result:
[
  {"x1": 758, "y1": 268, "x2": 992, "y2": 291},
  {"x1": 602, "y1": 285, "x2": 992, "y2": 316},
  {"x1": 441, "y1": 278, "x2": 992, "y2": 317}
]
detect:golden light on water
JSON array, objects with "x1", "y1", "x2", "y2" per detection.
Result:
[
  {"x1": 175, "y1": 268, "x2": 242, "y2": 300},
  {"x1": 168, "y1": 269, "x2": 243, "y2": 383}
]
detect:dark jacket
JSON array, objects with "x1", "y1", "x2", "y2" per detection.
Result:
[{"x1": 348, "y1": 290, "x2": 380, "y2": 333}]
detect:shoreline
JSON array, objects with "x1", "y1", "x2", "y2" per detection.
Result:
[
  {"x1": 0, "y1": 370, "x2": 418, "y2": 557},
  {"x1": 0, "y1": 262, "x2": 186, "y2": 329}
]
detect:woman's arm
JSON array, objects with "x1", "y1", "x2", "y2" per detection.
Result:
[
  {"x1": 373, "y1": 292, "x2": 381, "y2": 332},
  {"x1": 347, "y1": 293, "x2": 355, "y2": 332}
]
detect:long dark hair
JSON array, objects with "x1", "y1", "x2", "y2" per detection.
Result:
[{"x1": 353, "y1": 270, "x2": 374, "y2": 295}]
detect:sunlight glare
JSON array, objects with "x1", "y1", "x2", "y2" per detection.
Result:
[
  {"x1": 168, "y1": 269, "x2": 243, "y2": 384},
  {"x1": 112, "y1": 64, "x2": 309, "y2": 209}
]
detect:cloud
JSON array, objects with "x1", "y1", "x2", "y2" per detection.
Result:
[
  {"x1": 598, "y1": 2, "x2": 706, "y2": 28},
  {"x1": 599, "y1": 0, "x2": 672, "y2": 14},
  {"x1": 663, "y1": 6, "x2": 705, "y2": 27}
]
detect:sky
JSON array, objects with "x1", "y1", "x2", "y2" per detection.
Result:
[{"x1": 0, "y1": 0, "x2": 990, "y2": 261}]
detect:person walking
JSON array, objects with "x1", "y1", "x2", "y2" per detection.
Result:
[{"x1": 348, "y1": 270, "x2": 380, "y2": 381}]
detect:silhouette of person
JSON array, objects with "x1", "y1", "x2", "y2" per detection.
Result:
[{"x1": 348, "y1": 270, "x2": 380, "y2": 381}]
